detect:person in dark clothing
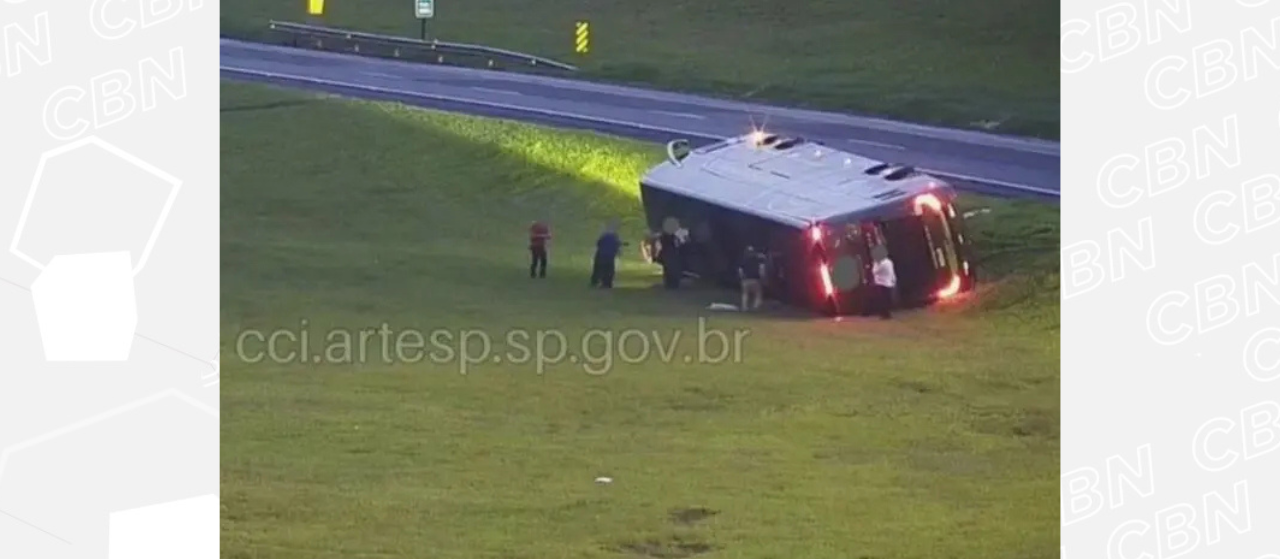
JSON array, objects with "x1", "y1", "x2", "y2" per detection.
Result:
[
  {"x1": 658, "y1": 229, "x2": 681, "y2": 288},
  {"x1": 674, "y1": 227, "x2": 692, "y2": 277},
  {"x1": 529, "y1": 221, "x2": 551, "y2": 278},
  {"x1": 738, "y1": 246, "x2": 767, "y2": 310},
  {"x1": 641, "y1": 230, "x2": 660, "y2": 264},
  {"x1": 591, "y1": 221, "x2": 626, "y2": 288}
]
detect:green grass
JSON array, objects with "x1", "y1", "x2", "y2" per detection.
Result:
[
  {"x1": 220, "y1": 0, "x2": 1060, "y2": 139},
  {"x1": 221, "y1": 80, "x2": 1060, "y2": 559}
]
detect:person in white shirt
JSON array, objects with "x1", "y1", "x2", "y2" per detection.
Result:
[{"x1": 870, "y1": 246, "x2": 896, "y2": 319}]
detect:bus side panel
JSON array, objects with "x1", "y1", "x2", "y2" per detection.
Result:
[
  {"x1": 758, "y1": 223, "x2": 813, "y2": 309},
  {"x1": 703, "y1": 208, "x2": 793, "y2": 286},
  {"x1": 642, "y1": 185, "x2": 735, "y2": 284},
  {"x1": 643, "y1": 186, "x2": 732, "y2": 284},
  {"x1": 640, "y1": 184, "x2": 816, "y2": 308},
  {"x1": 639, "y1": 184, "x2": 675, "y2": 234}
]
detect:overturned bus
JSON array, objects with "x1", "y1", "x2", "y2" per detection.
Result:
[{"x1": 638, "y1": 131, "x2": 976, "y2": 316}]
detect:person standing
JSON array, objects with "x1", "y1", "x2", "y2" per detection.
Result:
[
  {"x1": 738, "y1": 246, "x2": 766, "y2": 311},
  {"x1": 529, "y1": 220, "x2": 550, "y2": 278},
  {"x1": 641, "y1": 230, "x2": 660, "y2": 264},
  {"x1": 591, "y1": 221, "x2": 625, "y2": 288},
  {"x1": 658, "y1": 218, "x2": 683, "y2": 289},
  {"x1": 870, "y1": 245, "x2": 896, "y2": 319}
]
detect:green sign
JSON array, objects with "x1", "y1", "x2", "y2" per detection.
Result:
[{"x1": 415, "y1": 0, "x2": 433, "y2": 18}]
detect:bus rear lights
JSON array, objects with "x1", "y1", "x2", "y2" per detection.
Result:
[
  {"x1": 913, "y1": 193, "x2": 943, "y2": 215},
  {"x1": 809, "y1": 225, "x2": 823, "y2": 242},
  {"x1": 818, "y1": 263, "x2": 835, "y2": 297},
  {"x1": 937, "y1": 274, "x2": 962, "y2": 299}
]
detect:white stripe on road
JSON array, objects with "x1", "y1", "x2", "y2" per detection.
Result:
[
  {"x1": 469, "y1": 86, "x2": 522, "y2": 95},
  {"x1": 846, "y1": 139, "x2": 905, "y2": 151},
  {"x1": 650, "y1": 110, "x2": 706, "y2": 120}
]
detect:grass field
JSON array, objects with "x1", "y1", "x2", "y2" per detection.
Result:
[
  {"x1": 220, "y1": 0, "x2": 1060, "y2": 139},
  {"x1": 220, "y1": 80, "x2": 1060, "y2": 559}
]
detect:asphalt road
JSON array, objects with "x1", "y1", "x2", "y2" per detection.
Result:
[{"x1": 220, "y1": 39, "x2": 1060, "y2": 200}]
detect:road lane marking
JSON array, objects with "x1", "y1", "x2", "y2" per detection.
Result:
[
  {"x1": 469, "y1": 86, "x2": 522, "y2": 95},
  {"x1": 846, "y1": 139, "x2": 905, "y2": 151},
  {"x1": 923, "y1": 169, "x2": 1058, "y2": 196},
  {"x1": 651, "y1": 110, "x2": 706, "y2": 120}
]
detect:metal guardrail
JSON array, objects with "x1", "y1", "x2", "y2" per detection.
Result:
[{"x1": 267, "y1": 20, "x2": 579, "y2": 72}]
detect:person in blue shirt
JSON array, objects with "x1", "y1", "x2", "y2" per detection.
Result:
[{"x1": 591, "y1": 220, "x2": 626, "y2": 288}]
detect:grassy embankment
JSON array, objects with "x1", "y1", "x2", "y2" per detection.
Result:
[{"x1": 221, "y1": 81, "x2": 1059, "y2": 559}]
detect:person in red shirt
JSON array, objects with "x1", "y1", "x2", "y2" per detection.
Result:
[{"x1": 529, "y1": 221, "x2": 551, "y2": 278}]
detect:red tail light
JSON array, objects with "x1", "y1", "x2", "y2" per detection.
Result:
[
  {"x1": 937, "y1": 274, "x2": 962, "y2": 299},
  {"x1": 818, "y1": 263, "x2": 835, "y2": 297},
  {"x1": 913, "y1": 193, "x2": 943, "y2": 215},
  {"x1": 809, "y1": 225, "x2": 823, "y2": 243}
]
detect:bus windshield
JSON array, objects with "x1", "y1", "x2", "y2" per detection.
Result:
[
  {"x1": 921, "y1": 207, "x2": 959, "y2": 276},
  {"x1": 874, "y1": 194, "x2": 967, "y2": 304}
]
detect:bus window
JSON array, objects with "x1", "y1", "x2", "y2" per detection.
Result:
[{"x1": 942, "y1": 203, "x2": 971, "y2": 259}]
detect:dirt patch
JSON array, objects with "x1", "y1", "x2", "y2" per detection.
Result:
[
  {"x1": 971, "y1": 406, "x2": 1059, "y2": 441},
  {"x1": 612, "y1": 536, "x2": 716, "y2": 558},
  {"x1": 892, "y1": 379, "x2": 935, "y2": 394},
  {"x1": 220, "y1": 99, "x2": 315, "y2": 113},
  {"x1": 665, "y1": 386, "x2": 731, "y2": 412},
  {"x1": 668, "y1": 507, "x2": 718, "y2": 525},
  {"x1": 812, "y1": 446, "x2": 882, "y2": 466},
  {"x1": 1011, "y1": 409, "x2": 1059, "y2": 440},
  {"x1": 904, "y1": 449, "x2": 993, "y2": 476}
]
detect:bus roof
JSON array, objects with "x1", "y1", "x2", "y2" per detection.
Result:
[{"x1": 640, "y1": 132, "x2": 954, "y2": 228}]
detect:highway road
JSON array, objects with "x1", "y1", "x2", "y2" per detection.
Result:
[{"x1": 220, "y1": 39, "x2": 1060, "y2": 200}]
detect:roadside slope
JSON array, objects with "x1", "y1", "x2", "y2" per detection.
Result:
[{"x1": 221, "y1": 81, "x2": 1060, "y2": 559}]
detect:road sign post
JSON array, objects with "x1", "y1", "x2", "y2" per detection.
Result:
[
  {"x1": 415, "y1": 0, "x2": 433, "y2": 40},
  {"x1": 305, "y1": 0, "x2": 324, "y2": 28}
]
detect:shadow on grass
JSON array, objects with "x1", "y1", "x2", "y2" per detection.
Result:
[{"x1": 221, "y1": 99, "x2": 317, "y2": 113}]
